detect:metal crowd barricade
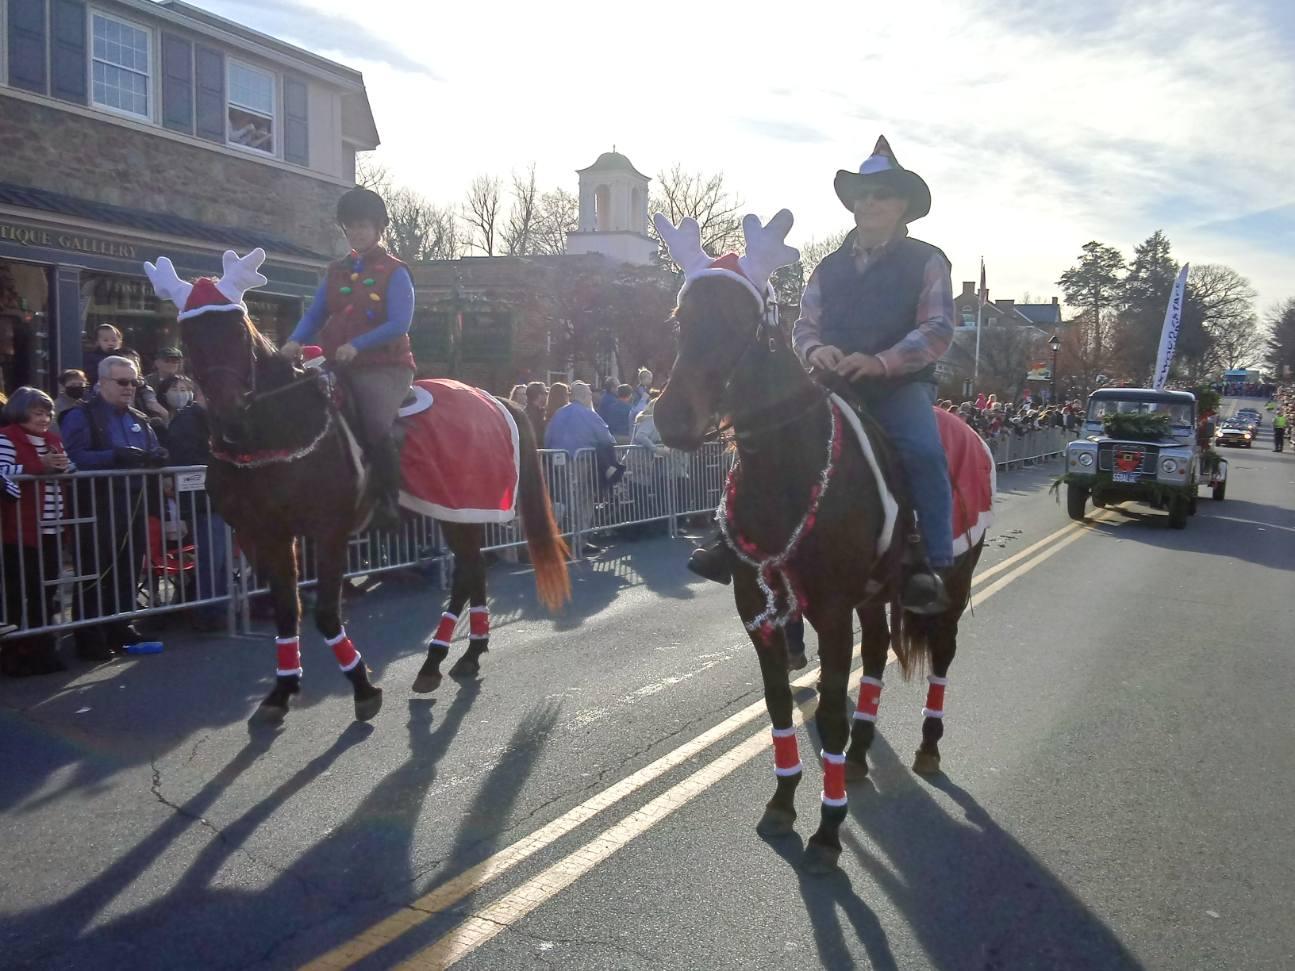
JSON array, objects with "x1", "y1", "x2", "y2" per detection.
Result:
[
  {"x1": 3, "y1": 426, "x2": 1078, "y2": 643},
  {"x1": 0, "y1": 466, "x2": 236, "y2": 640}
]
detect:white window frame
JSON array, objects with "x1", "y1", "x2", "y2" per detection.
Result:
[
  {"x1": 88, "y1": 8, "x2": 154, "y2": 122},
  {"x1": 225, "y1": 57, "x2": 277, "y2": 157}
]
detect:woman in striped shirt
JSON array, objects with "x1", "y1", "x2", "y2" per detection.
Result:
[{"x1": 1, "y1": 387, "x2": 74, "y2": 676}]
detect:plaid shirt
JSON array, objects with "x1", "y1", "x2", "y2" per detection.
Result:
[{"x1": 793, "y1": 228, "x2": 955, "y2": 377}]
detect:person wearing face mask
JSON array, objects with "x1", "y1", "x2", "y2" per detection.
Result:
[
  {"x1": 55, "y1": 369, "x2": 89, "y2": 417},
  {"x1": 280, "y1": 187, "x2": 415, "y2": 530},
  {"x1": 157, "y1": 374, "x2": 195, "y2": 421}
]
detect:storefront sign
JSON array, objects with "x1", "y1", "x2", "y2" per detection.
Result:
[{"x1": 0, "y1": 221, "x2": 138, "y2": 259}]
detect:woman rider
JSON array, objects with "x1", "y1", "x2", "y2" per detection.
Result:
[{"x1": 281, "y1": 188, "x2": 415, "y2": 529}]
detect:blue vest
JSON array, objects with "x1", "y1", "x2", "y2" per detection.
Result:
[{"x1": 818, "y1": 233, "x2": 947, "y2": 384}]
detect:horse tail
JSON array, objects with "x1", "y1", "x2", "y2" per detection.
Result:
[
  {"x1": 503, "y1": 398, "x2": 571, "y2": 611},
  {"x1": 895, "y1": 604, "x2": 933, "y2": 681}
]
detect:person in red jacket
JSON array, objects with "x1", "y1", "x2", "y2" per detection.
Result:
[
  {"x1": 1, "y1": 387, "x2": 74, "y2": 675},
  {"x1": 281, "y1": 188, "x2": 415, "y2": 528}
]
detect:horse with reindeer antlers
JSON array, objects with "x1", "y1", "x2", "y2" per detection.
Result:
[
  {"x1": 653, "y1": 211, "x2": 994, "y2": 873},
  {"x1": 144, "y1": 249, "x2": 569, "y2": 724}
]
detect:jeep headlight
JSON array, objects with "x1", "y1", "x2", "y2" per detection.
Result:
[
  {"x1": 1077, "y1": 451, "x2": 1094, "y2": 467},
  {"x1": 1161, "y1": 458, "x2": 1179, "y2": 474},
  {"x1": 1244, "y1": 432, "x2": 1251, "y2": 439}
]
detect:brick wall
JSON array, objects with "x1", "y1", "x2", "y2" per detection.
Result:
[{"x1": 0, "y1": 96, "x2": 345, "y2": 255}]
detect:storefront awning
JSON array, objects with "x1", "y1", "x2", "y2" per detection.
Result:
[{"x1": 0, "y1": 181, "x2": 327, "y2": 261}]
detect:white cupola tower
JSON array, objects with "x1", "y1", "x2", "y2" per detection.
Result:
[{"x1": 565, "y1": 149, "x2": 657, "y2": 265}]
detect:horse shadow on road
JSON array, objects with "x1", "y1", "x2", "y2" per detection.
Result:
[
  {"x1": 794, "y1": 737, "x2": 1145, "y2": 971},
  {"x1": 2, "y1": 682, "x2": 564, "y2": 970}
]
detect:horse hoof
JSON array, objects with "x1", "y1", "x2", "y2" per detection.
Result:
[
  {"x1": 844, "y1": 758, "x2": 870, "y2": 783},
  {"x1": 756, "y1": 807, "x2": 797, "y2": 838},
  {"x1": 912, "y1": 750, "x2": 941, "y2": 775},
  {"x1": 802, "y1": 842, "x2": 842, "y2": 874},
  {"x1": 787, "y1": 651, "x2": 808, "y2": 672},
  {"x1": 252, "y1": 703, "x2": 287, "y2": 725},
  {"x1": 412, "y1": 672, "x2": 442, "y2": 693},
  {"x1": 354, "y1": 687, "x2": 384, "y2": 722},
  {"x1": 448, "y1": 658, "x2": 480, "y2": 679}
]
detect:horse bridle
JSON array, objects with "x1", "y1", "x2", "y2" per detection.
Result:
[{"x1": 708, "y1": 298, "x2": 826, "y2": 444}]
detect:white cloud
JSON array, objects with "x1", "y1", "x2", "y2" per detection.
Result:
[{"x1": 205, "y1": 0, "x2": 1294, "y2": 308}]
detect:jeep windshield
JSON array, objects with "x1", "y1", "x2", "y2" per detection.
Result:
[{"x1": 1086, "y1": 399, "x2": 1194, "y2": 427}]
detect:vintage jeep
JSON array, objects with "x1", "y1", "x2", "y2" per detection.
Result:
[{"x1": 1063, "y1": 388, "x2": 1224, "y2": 528}]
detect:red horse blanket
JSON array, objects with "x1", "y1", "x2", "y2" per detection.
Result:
[
  {"x1": 934, "y1": 406, "x2": 996, "y2": 555},
  {"x1": 397, "y1": 379, "x2": 520, "y2": 523}
]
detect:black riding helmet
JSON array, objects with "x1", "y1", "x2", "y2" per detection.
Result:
[{"x1": 336, "y1": 187, "x2": 389, "y2": 229}]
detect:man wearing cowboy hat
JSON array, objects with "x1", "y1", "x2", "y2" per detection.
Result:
[{"x1": 797, "y1": 136, "x2": 956, "y2": 612}]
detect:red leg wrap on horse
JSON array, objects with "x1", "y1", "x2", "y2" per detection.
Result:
[
  {"x1": 327, "y1": 629, "x2": 361, "y2": 672},
  {"x1": 431, "y1": 612, "x2": 458, "y2": 648},
  {"x1": 771, "y1": 726, "x2": 802, "y2": 777},
  {"x1": 923, "y1": 676, "x2": 948, "y2": 718},
  {"x1": 854, "y1": 676, "x2": 883, "y2": 722},
  {"x1": 821, "y1": 750, "x2": 847, "y2": 806},
  {"x1": 469, "y1": 606, "x2": 490, "y2": 641},
  {"x1": 275, "y1": 637, "x2": 302, "y2": 677}
]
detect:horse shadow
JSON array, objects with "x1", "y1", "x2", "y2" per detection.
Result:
[
  {"x1": 827, "y1": 737, "x2": 1144, "y2": 971},
  {"x1": 3, "y1": 684, "x2": 507, "y2": 969}
]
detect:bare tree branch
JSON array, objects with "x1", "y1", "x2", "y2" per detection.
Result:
[
  {"x1": 649, "y1": 165, "x2": 744, "y2": 268},
  {"x1": 531, "y1": 188, "x2": 579, "y2": 256},
  {"x1": 463, "y1": 175, "x2": 503, "y2": 256},
  {"x1": 502, "y1": 164, "x2": 540, "y2": 256}
]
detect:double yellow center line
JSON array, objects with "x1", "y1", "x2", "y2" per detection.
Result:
[{"x1": 306, "y1": 511, "x2": 1117, "y2": 970}]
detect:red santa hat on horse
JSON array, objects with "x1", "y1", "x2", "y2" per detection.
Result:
[{"x1": 144, "y1": 247, "x2": 269, "y2": 321}]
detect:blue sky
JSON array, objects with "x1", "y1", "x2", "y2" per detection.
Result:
[{"x1": 202, "y1": 0, "x2": 1294, "y2": 313}]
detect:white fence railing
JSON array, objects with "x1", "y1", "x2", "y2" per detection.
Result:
[{"x1": 1, "y1": 429, "x2": 1069, "y2": 641}]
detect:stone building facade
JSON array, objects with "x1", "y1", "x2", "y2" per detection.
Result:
[{"x1": 0, "y1": 0, "x2": 378, "y2": 394}]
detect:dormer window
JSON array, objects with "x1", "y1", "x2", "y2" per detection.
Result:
[
  {"x1": 227, "y1": 60, "x2": 275, "y2": 154},
  {"x1": 91, "y1": 13, "x2": 152, "y2": 119}
]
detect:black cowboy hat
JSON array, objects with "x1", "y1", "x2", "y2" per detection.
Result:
[
  {"x1": 336, "y1": 187, "x2": 390, "y2": 229},
  {"x1": 833, "y1": 135, "x2": 931, "y2": 222}
]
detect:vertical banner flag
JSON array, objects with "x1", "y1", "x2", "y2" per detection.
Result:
[{"x1": 1151, "y1": 263, "x2": 1190, "y2": 390}]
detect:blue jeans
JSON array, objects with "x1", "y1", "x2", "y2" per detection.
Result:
[{"x1": 865, "y1": 382, "x2": 953, "y2": 567}]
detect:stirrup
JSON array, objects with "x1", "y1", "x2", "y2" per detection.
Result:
[{"x1": 902, "y1": 568, "x2": 950, "y2": 615}]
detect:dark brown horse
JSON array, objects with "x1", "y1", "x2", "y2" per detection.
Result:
[
  {"x1": 655, "y1": 271, "x2": 987, "y2": 873},
  {"x1": 178, "y1": 308, "x2": 570, "y2": 724}
]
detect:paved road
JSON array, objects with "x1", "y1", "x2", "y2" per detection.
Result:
[{"x1": 3, "y1": 400, "x2": 1292, "y2": 970}]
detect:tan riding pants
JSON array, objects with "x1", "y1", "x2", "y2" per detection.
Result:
[{"x1": 348, "y1": 365, "x2": 414, "y2": 445}]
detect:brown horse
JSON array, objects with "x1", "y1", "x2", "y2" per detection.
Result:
[
  {"x1": 176, "y1": 305, "x2": 569, "y2": 724},
  {"x1": 655, "y1": 253, "x2": 987, "y2": 873}
]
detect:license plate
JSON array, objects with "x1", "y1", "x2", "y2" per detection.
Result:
[{"x1": 1112, "y1": 472, "x2": 1139, "y2": 483}]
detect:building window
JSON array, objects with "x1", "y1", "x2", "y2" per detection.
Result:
[
  {"x1": 91, "y1": 13, "x2": 151, "y2": 118},
  {"x1": 227, "y1": 60, "x2": 276, "y2": 153}
]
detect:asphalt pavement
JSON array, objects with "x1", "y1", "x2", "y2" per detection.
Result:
[{"x1": 2, "y1": 400, "x2": 1292, "y2": 971}]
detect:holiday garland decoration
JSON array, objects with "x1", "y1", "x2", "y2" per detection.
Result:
[
  {"x1": 717, "y1": 401, "x2": 843, "y2": 643},
  {"x1": 1102, "y1": 411, "x2": 1173, "y2": 441}
]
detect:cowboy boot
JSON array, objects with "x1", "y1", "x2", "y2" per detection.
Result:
[
  {"x1": 686, "y1": 530, "x2": 735, "y2": 585},
  {"x1": 368, "y1": 436, "x2": 404, "y2": 532},
  {"x1": 900, "y1": 521, "x2": 950, "y2": 615}
]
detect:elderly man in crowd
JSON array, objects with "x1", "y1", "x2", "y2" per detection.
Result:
[
  {"x1": 545, "y1": 381, "x2": 618, "y2": 552},
  {"x1": 60, "y1": 355, "x2": 168, "y2": 660}
]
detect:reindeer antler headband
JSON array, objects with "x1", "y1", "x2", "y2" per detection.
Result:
[
  {"x1": 652, "y1": 209, "x2": 799, "y2": 308},
  {"x1": 144, "y1": 248, "x2": 268, "y2": 321}
]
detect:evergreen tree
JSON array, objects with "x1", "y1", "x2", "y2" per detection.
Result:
[
  {"x1": 1058, "y1": 241, "x2": 1125, "y2": 365},
  {"x1": 1112, "y1": 230, "x2": 1177, "y2": 382},
  {"x1": 1267, "y1": 299, "x2": 1295, "y2": 378}
]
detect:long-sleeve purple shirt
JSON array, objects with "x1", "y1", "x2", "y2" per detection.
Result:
[{"x1": 793, "y1": 228, "x2": 955, "y2": 376}]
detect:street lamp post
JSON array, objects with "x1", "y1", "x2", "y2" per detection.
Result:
[{"x1": 1048, "y1": 333, "x2": 1062, "y2": 404}]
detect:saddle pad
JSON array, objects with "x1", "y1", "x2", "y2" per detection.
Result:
[
  {"x1": 934, "y1": 406, "x2": 995, "y2": 555},
  {"x1": 399, "y1": 379, "x2": 520, "y2": 523},
  {"x1": 829, "y1": 393, "x2": 900, "y2": 556}
]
